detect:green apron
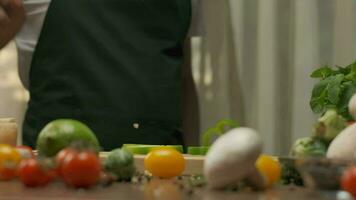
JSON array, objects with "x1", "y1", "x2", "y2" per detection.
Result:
[{"x1": 23, "y1": 0, "x2": 191, "y2": 150}]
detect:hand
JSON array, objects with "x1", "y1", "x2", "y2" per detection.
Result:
[{"x1": 0, "y1": 0, "x2": 25, "y2": 49}]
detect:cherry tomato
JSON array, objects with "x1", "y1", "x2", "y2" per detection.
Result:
[
  {"x1": 60, "y1": 150, "x2": 101, "y2": 188},
  {"x1": 0, "y1": 144, "x2": 21, "y2": 180},
  {"x1": 15, "y1": 146, "x2": 35, "y2": 159},
  {"x1": 256, "y1": 154, "x2": 281, "y2": 187},
  {"x1": 144, "y1": 147, "x2": 185, "y2": 179},
  {"x1": 341, "y1": 166, "x2": 356, "y2": 197},
  {"x1": 55, "y1": 148, "x2": 76, "y2": 176},
  {"x1": 18, "y1": 158, "x2": 56, "y2": 187}
]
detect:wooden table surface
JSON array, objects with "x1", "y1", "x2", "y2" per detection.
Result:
[{"x1": 0, "y1": 180, "x2": 349, "y2": 200}]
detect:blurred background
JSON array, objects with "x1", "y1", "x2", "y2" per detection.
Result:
[{"x1": 0, "y1": 0, "x2": 356, "y2": 155}]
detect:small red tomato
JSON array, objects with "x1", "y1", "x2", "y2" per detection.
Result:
[
  {"x1": 55, "y1": 148, "x2": 76, "y2": 176},
  {"x1": 1, "y1": 168, "x2": 17, "y2": 181},
  {"x1": 15, "y1": 146, "x2": 35, "y2": 159},
  {"x1": 60, "y1": 150, "x2": 101, "y2": 188},
  {"x1": 341, "y1": 166, "x2": 356, "y2": 197},
  {"x1": 18, "y1": 158, "x2": 55, "y2": 187}
]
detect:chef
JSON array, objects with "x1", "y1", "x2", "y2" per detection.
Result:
[{"x1": 0, "y1": 0, "x2": 201, "y2": 150}]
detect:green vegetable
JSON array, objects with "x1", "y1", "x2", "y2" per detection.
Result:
[
  {"x1": 280, "y1": 162, "x2": 303, "y2": 186},
  {"x1": 202, "y1": 119, "x2": 239, "y2": 146},
  {"x1": 290, "y1": 137, "x2": 327, "y2": 158},
  {"x1": 36, "y1": 119, "x2": 100, "y2": 157},
  {"x1": 313, "y1": 109, "x2": 347, "y2": 142},
  {"x1": 310, "y1": 61, "x2": 356, "y2": 120},
  {"x1": 104, "y1": 148, "x2": 135, "y2": 181},
  {"x1": 187, "y1": 146, "x2": 210, "y2": 155},
  {"x1": 122, "y1": 144, "x2": 183, "y2": 155}
]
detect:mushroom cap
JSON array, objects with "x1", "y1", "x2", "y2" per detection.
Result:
[
  {"x1": 327, "y1": 123, "x2": 356, "y2": 160},
  {"x1": 204, "y1": 127, "x2": 263, "y2": 189},
  {"x1": 348, "y1": 94, "x2": 356, "y2": 120}
]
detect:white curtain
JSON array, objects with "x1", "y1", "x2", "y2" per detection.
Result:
[{"x1": 193, "y1": 0, "x2": 356, "y2": 155}]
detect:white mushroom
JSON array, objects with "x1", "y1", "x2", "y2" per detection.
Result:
[
  {"x1": 203, "y1": 127, "x2": 263, "y2": 189},
  {"x1": 327, "y1": 94, "x2": 356, "y2": 160},
  {"x1": 348, "y1": 94, "x2": 356, "y2": 120},
  {"x1": 327, "y1": 123, "x2": 356, "y2": 160}
]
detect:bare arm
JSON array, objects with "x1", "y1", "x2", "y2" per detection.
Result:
[
  {"x1": 0, "y1": 0, "x2": 25, "y2": 49},
  {"x1": 182, "y1": 39, "x2": 200, "y2": 146}
]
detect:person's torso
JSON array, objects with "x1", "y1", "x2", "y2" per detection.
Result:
[
  {"x1": 15, "y1": 0, "x2": 202, "y2": 89},
  {"x1": 21, "y1": 0, "x2": 192, "y2": 149}
]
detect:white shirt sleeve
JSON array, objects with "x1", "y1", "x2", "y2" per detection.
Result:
[
  {"x1": 15, "y1": 0, "x2": 51, "y2": 89},
  {"x1": 188, "y1": 0, "x2": 204, "y2": 37}
]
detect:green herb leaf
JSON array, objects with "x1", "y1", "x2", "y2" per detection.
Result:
[
  {"x1": 309, "y1": 60, "x2": 356, "y2": 119},
  {"x1": 310, "y1": 77, "x2": 333, "y2": 113},
  {"x1": 311, "y1": 79, "x2": 329, "y2": 97},
  {"x1": 310, "y1": 98, "x2": 325, "y2": 114},
  {"x1": 345, "y1": 72, "x2": 356, "y2": 81},
  {"x1": 337, "y1": 82, "x2": 356, "y2": 120},
  {"x1": 202, "y1": 119, "x2": 239, "y2": 146},
  {"x1": 346, "y1": 61, "x2": 356, "y2": 72},
  {"x1": 326, "y1": 74, "x2": 344, "y2": 104},
  {"x1": 310, "y1": 66, "x2": 334, "y2": 79},
  {"x1": 337, "y1": 66, "x2": 351, "y2": 75}
]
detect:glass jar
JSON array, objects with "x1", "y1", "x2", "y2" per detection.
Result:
[{"x1": 0, "y1": 118, "x2": 18, "y2": 146}]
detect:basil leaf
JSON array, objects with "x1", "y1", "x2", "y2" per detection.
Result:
[
  {"x1": 310, "y1": 90, "x2": 327, "y2": 114},
  {"x1": 326, "y1": 74, "x2": 344, "y2": 104},
  {"x1": 337, "y1": 66, "x2": 351, "y2": 75},
  {"x1": 310, "y1": 98, "x2": 325, "y2": 114},
  {"x1": 346, "y1": 61, "x2": 356, "y2": 73},
  {"x1": 337, "y1": 82, "x2": 356, "y2": 120},
  {"x1": 310, "y1": 66, "x2": 334, "y2": 79},
  {"x1": 311, "y1": 78, "x2": 329, "y2": 98},
  {"x1": 310, "y1": 60, "x2": 356, "y2": 118}
]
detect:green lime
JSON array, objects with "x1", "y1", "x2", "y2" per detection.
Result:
[{"x1": 36, "y1": 119, "x2": 100, "y2": 157}]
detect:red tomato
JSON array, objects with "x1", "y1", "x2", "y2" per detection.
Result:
[
  {"x1": 15, "y1": 146, "x2": 35, "y2": 159},
  {"x1": 55, "y1": 148, "x2": 76, "y2": 176},
  {"x1": 18, "y1": 158, "x2": 56, "y2": 187},
  {"x1": 341, "y1": 166, "x2": 356, "y2": 197},
  {"x1": 1, "y1": 168, "x2": 17, "y2": 180},
  {"x1": 60, "y1": 150, "x2": 101, "y2": 188}
]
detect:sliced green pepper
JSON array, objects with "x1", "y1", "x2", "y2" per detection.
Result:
[
  {"x1": 187, "y1": 146, "x2": 210, "y2": 155},
  {"x1": 122, "y1": 144, "x2": 184, "y2": 155}
]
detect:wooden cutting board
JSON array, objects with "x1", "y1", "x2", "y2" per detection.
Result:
[{"x1": 100, "y1": 152, "x2": 205, "y2": 175}]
